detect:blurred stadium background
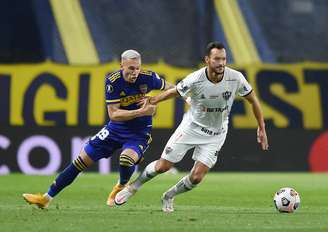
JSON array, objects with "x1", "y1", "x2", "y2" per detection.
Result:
[{"x1": 0, "y1": 0, "x2": 328, "y2": 175}]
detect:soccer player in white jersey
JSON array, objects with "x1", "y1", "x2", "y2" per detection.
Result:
[{"x1": 115, "y1": 41, "x2": 269, "y2": 212}]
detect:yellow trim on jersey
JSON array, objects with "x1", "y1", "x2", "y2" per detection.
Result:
[
  {"x1": 50, "y1": 0, "x2": 99, "y2": 64},
  {"x1": 140, "y1": 70, "x2": 153, "y2": 76},
  {"x1": 109, "y1": 72, "x2": 120, "y2": 78},
  {"x1": 106, "y1": 99, "x2": 121, "y2": 103},
  {"x1": 109, "y1": 71, "x2": 120, "y2": 79},
  {"x1": 146, "y1": 133, "x2": 153, "y2": 144},
  {"x1": 160, "y1": 79, "x2": 165, "y2": 90},
  {"x1": 109, "y1": 72, "x2": 121, "y2": 83},
  {"x1": 214, "y1": 0, "x2": 260, "y2": 64},
  {"x1": 110, "y1": 75, "x2": 121, "y2": 83}
]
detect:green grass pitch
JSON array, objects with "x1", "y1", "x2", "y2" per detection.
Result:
[{"x1": 1, "y1": 173, "x2": 328, "y2": 232}]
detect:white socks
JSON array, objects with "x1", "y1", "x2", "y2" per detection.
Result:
[
  {"x1": 43, "y1": 193, "x2": 53, "y2": 201},
  {"x1": 164, "y1": 175, "x2": 197, "y2": 199},
  {"x1": 132, "y1": 162, "x2": 197, "y2": 200},
  {"x1": 132, "y1": 161, "x2": 158, "y2": 189}
]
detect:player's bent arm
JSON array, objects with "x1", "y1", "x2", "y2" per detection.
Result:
[
  {"x1": 244, "y1": 91, "x2": 269, "y2": 150},
  {"x1": 163, "y1": 81, "x2": 175, "y2": 90},
  {"x1": 107, "y1": 103, "x2": 152, "y2": 121},
  {"x1": 244, "y1": 91, "x2": 265, "y2": 129},
  {"x1": 149, "y1": 87, "x2": 179, "y2": 104}
]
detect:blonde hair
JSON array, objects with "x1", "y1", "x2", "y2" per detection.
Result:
[{"x1": 121, "y1": 49, "x2": 141, "y2": 61}]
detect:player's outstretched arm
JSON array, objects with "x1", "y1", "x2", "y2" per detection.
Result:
[
  {"x1": 107, "y1": 102, "x2": 156, "y2": 121},
  {"x1": 244, "y1": 91, "x2": 269, "y2": 150},
  {"x1": 163, "y1": 81, "x2": 175, "y2": 90},
  {"x1": 149, "y1": 87, "x2": 179, "y2": 105}
]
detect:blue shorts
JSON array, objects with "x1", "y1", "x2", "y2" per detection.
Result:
[{"x1": 84, "y1": 127, "x2": 151, "y2": 162}]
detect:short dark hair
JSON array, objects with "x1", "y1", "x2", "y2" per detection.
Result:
[{"x1": 206, "y1": 41, "x2": 225, "y2": 56}]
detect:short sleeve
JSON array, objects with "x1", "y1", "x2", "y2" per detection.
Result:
[
  {"x1": 176, "y1": 74, "x2": 195, "y2": 98},
  {"x1": 151, "y1": 72, "x2": 165, "y2": 90},
  {"x1": 105, "y1": 75, "x2": 121, "y2": 105},
  {"x1": 237, "y1": 73, "x2": 253, "y2": 97}
]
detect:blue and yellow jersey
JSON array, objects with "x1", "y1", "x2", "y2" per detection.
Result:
[{"x1": 105, "y1": 69, "x2": 165, "y2": 137}]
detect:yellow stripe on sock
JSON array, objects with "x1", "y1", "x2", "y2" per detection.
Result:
[
  {"x1": 73, "y1": 160, "x2": 83, "y2": 171},
  {"x1": 120, "y1": 155, "x2": 135, "y2": 165},
  {"x1": 76, "y1": 157, "x2": 87, "y2": 169},
  {"x1": 120, "y1": 161, "x2": 134, "y2": 167},
  {"x1": 214, "y1": 0, "x2": 260, "y2": 64},
  {"x1": 50, "y1": 0, "x2": 99, "y2": 64}
]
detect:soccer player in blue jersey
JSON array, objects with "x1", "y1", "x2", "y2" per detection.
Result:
[{"x1": 23, "y1": 49, "x2": 174, "y2": 208}]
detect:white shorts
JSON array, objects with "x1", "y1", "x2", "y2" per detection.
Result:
[{"x1": 161, "y1": 120, "x2": 227, "y2": 168}]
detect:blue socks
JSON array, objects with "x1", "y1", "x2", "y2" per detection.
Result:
[
  {"x1": 119, "y1": 165, "x2": 136, "y2": 185},
  {"x1": 47, "y1": 163, "x2": 81, "y2": 197},
  {"x1": 47, "y1": 156, "x2": 135, "y2": 197}
]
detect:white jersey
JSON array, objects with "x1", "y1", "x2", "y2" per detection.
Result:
[
  {"x1": 176, "y1": 66, "x2": 252, "y2": 134},
  {"x1": 161, "y1": 66, "x2": 252, "y2": 167}
]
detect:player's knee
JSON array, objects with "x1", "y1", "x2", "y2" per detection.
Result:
[
  {"x1": 119, "y1": 154, "x2": 137, "y2": 167},
  {"x1": 190, "y1": 172, "x2": 205, "y2": 184},
  {"x1": 156, "y1": 166, "x2": 170, "y2": 173},
  {"x1": 155, "y1": 160, "x2": 172, "y2": 173},
  {"x1": 72, "y1": 155, "x2": 89, "y2": 171}
]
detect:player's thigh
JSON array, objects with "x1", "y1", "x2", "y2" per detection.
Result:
[
  {"x1": 122, "y1": 137, "x2": 150, "y2": 163},
  {"x1": 160, "y1": 122, "x2": 196, "y2": 163},
  {"x1": 192, "y1": 143, "x2": 221, "y2": 168},
  {"x1": 78, "y1": 148, "x2": 94, "y2": 167},
  {"x1": 161, "y1": 139, "x2": 194, "y2": 164},
  {"x1": 84, "y1": 127, "x2": 121, "y2": 162},
  {"x1": 192, "y1": 133, "x2": 227, "y2": 168}
]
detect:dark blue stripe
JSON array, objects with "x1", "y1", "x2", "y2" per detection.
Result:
[
  {"x1": 211, "y1": 3, "x2": 234, "y2": 63},
  {"x1": 80, "y1": 0, "x2": 113, "y2": 63},
  {"x1": 237, "y1": 0, "x2": 276, "y2": 63},
  {"x1": 0, "y1": 75, "x2": 10, "y2": 124},
  {"x1": 32, "y1": 0, "x2": 68, "y2": 63},
  {"x1": 78, "y1": 74, "x2": 90, "y2": 125},
  {"x1": 23, "y1": 73, "x2": 67, "y2": 125}
]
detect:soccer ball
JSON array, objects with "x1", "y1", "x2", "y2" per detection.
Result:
[{"x1": 273, "y1": 187, "x2": 301, "y2": 213}]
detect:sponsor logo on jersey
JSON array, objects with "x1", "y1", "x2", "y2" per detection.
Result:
[
  {"x1": 120, "y1": 93, "x2": 145, "y2": 106},
  {"x1": 200, "y1": 127, "x2": 225, "y2": 136},
  {"x1": 209, "y1": 95, "x2": 219, "y2": 99},
  {"x1": 222, "y1": 91, "x2": 232, "y2": 100},
  {"x1": 139, "y1": 84, "x2": 148, "y2": 94},
  {"x1": 201, "y1": 127, "x2": 214, "y2": 135},
  {"x1": 203, "y1": 105, "x2": 228, "y2": 113}
]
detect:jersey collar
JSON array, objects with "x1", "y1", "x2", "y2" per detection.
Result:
[{"x1": 205, "y1": 68, "x2": 224, "y2": 84}]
